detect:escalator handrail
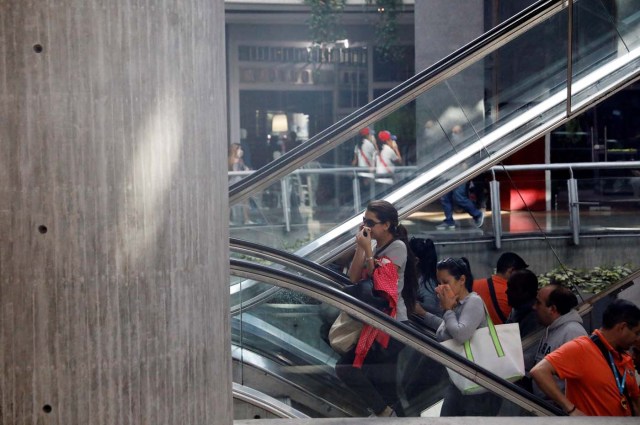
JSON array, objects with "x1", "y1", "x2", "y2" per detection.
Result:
[
  {"x1": 230, "y1": 237, "x2": 351, "y2": 288},
  {"x1": 229, "y1": 0, "x2": 565, "y2": 205},
  {"x1": 230, "y1": 258, "x2": 564, "y2": 416},
  {"x1": 233, "y1": 382, "x2": 311, "y2": 419},
  {"x1": 231, "y1": 241, "x2": 638, "y2": 345}
]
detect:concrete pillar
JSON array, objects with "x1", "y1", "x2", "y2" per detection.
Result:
[{"x1": 0, "y1": 1, "x2": 231, "y2": 424}]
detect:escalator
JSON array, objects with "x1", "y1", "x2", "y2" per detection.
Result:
[
  {"x1": 230, "y1": 240, "x2": 639, "y2": 418},
  {"x1": 229, "y1": 0, "x2": 640, "y2": 417}
]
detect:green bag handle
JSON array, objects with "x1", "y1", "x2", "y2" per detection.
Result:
[{"x1": 463, "y1": 305, "x2": 505, "y2": 361}]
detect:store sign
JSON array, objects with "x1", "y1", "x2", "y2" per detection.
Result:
[{"x1": 239, "y1": 67, "x2": 314, "y2": 85}]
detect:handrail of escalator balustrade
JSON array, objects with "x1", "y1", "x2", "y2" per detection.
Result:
[
  {"x1": 228, "y1": 0, "x2": 564, "y2": 206},
  {"x1": 230, "y1": 237, "x2": 351, "y2": 288},
  {"x1": 233, "y1": 382, "x2": 311, "y2": 419},
  {"x1": 230, "y1": 258, "x2": 564, "y2": 417}
]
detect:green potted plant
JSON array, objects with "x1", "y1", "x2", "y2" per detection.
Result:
[{"x1": 537, "y1": 264, "x2": 634, "y2": 296}]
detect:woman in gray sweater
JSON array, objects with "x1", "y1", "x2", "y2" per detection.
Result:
[{"x1": 422, "y1": 257, "x2": 501, "y2": 416}]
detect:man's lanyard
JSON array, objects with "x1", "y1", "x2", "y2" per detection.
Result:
[
  {"x1": 591, "y1": 333, "x2": 632, "y2": 412},
  {"x1": 607, "y1": 351, "x2": 627, "y2": 397}
]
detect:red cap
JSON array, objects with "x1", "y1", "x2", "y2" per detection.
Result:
[
  {"x1": 378, "y1": 130, "x2": 391, "y2": 141},
  {"x1": 359, "y1": 128, "x2": 370, "y2": 136}
]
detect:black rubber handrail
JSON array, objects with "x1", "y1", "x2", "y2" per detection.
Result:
[{"x1": 230, "y1": 237, "x2": 350, "y2": 288}]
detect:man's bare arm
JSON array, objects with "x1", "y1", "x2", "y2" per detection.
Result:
[{"x1": 530, "y1": 359, "x2": 584, "y2": 416}]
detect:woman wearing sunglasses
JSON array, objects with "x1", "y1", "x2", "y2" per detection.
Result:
[
  {"x1": 335, "y1": 200, "x2": 418, "y2": 418},
  {"x1": 421, "y1": 257, "x2": 501, "y2": 416}
]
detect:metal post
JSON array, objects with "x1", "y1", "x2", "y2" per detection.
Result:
[
  {"x1": 490, "y1": 174, "x2": 502, "y2": 249},
  {"x1": 281, "y1": 178, "x2": 291, "y2": 232},
  {"x1": 567, "y1": 168, "x2": 580, "y2": 245},
  {"x1": 566, "y1": 0, "x2": 574, "y2": 116},
  {"x1": 353, "y1": 172, "x2": 361, "y2": 213}
]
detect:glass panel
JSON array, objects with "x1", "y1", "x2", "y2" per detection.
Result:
[
  {"x1": 231, "y1": 274, "x2": 544, "y2": 418},
  {"x1": 230, "y1": 2, "x2": 640, "y2": 416},
  {"x1": 229, "y1": 7, "x2": 574, "y2": 254},
  {"x1": 230, "y1": 1, "x2": 640, "y2": 265},
  {"x1": 570, "y1": 0, "x2": 640, "y2": 110}
]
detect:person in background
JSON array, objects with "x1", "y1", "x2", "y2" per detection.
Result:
[
  {"x1": 506, "y1": 269, "x2": 542, "y2": 339},
  {"x1": 435, "y1": 182, "x2": 484, "y2": 230},
  {"x1": 352, "y1": 127, "x2": 378, "y2": 176},
  {"x1": 420, "y1": 257, "x2": 501, "y2": 416},
  {"x1": 335, "y1": 200, "x2": 418, "y2": 418},
  {"x1": 352, "y1": 128, "x2": 378, "y2": 206},
  {"x1": 631, "y1": 336, "x2": 640, "y2": 383},
  {"x1": 409, "y1": 237, "x2": 443, "y2": 318},
  {"x1": 529, "y1": 284, "x2": 587, "y2": 398},
  {"x1": 531, "y1": 299, "x2": 640, "y2": 416},
  {"x1": 473, "y1": 252, "x2": 529, "y2": 325},
  {"x1": 228, "y1": 143, "x2": 254, "y2": 225},
  {"x1": 434, "y1": 125, "x2": 484, "y2": 230},
  {"x1": 375, "y1": 130, "x2": 402, "y2": 185},
  {"x1": 504, "y1": 269, "x2": 543, "y2": 399}
]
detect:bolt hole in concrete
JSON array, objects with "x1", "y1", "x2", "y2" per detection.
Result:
[
  {"x1": 33, "y1": 44, "x2": 43, "y2": 53},
  {"x1": 38, "y1": 225, "x2": 47, "y2": 234},
  {"x1": 42, "y1": 405, "x2": 52, "y2": 413}
]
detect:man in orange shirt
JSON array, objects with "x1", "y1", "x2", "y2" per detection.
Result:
[
  {"x1": 472, "y1": 252, "x2": 529, "y2": 324},
  {"x1": 531, "y1": 299, "x2": 640, "y2": 416}
]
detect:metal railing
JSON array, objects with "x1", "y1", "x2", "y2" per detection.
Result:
[
  {"x1": 230, "y1": 160, "x2": 640, "y2": 242},
  {"x1": 489, "y1": 160, "x2": 640, "y2": 247}
]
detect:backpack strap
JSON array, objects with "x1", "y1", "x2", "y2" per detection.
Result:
[
  {"x1": 359, "y1": 147, "x2": 372, "y2": 168},
  {"x1": 487, "y1": 277, "x2": 508, "y2": 323},
  {"x1": 377, "y1": 153, "x2": 393, "y2": 174}
]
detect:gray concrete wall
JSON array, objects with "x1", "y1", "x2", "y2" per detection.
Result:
[
  {"x1": 0, "y1": 1, "x2": 231, "y2": 424},
  {"x1": 434, "y1": 236, "x2": 640, "y2": 280}
]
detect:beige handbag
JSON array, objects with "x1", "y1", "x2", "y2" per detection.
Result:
[{"x1": 328, "y1": 312, "x2": 363, "y2": 355}]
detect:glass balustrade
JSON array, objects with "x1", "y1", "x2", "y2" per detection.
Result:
[
  {"x1": 229, "y1": 0, "x2": 640, "y2": 266},
  {"x1": 229, "y1": 1, "x2": 640, "y2": 418},
  {"x1": 231, "y1": 242, "x2": 638, "y2": 417},
  {"x1": 230, "y1": 270, "x2": 554, "y2": 418}
]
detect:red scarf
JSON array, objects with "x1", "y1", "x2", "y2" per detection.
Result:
[{"x1": 353, "y1": 257, "x2": 398, "y2": 368}]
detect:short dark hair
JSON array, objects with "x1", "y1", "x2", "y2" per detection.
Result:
[
  {"x1": 409, "y1": 237, "x2": 437, "y2": 283},
  {"x1": 547, "y1": 285, "x2": 579, "y2": 315},
  {"x1": 602, "y1": 299, "x2": 640, "y2": 330},
  {"x1": 509, "y1": 269, "x2": 539, "y2": 299},
  {"x1": 496, "y1": 252, "x2": 528, "y2": 274}
]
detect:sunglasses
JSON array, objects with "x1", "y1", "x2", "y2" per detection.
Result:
[{"x1": 362, "y1": 217, "x2": 383, "y2": 228}]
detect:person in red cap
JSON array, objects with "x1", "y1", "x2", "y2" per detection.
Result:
[
  {"x1": 352, "y1": 128, "x2": 378, "y2": 171},
  {"x1": 375, "y1": 130, "x2": 402, "y2": 185},
  {"x1": 352, "y1": 128, "x2": 379, "y2": 206}
]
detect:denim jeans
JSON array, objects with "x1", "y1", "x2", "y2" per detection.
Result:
[{"x1": 440, "y1": 184, "x2": 481, "y2": 225}]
